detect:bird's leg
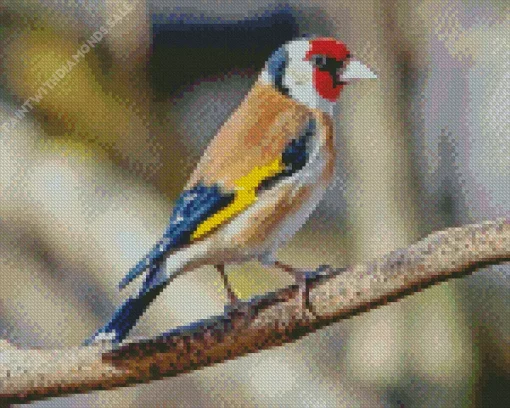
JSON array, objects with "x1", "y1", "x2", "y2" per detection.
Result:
[
  {"x1": 215, "y1": 264, "x2": 239, "y2": 304},
  {"x1": 272, "y1": 260, "x2": 313, "y2": 313}
]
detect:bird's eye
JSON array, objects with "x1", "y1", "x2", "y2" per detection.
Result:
[{"x1": 312, "y1": 55, "x2": 327, "y2": 69}]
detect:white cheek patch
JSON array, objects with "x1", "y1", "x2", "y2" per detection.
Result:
[
  {"x1": 285, "y1": 40, "x2": 313, "y2": 83},
  {"x1": 283, "y1": 40, "x2": 314, "y2": 102}
]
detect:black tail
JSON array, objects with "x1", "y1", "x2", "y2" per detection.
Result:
[{"x1": 84, "y1": 281, "x2": 167, "y2": 345}]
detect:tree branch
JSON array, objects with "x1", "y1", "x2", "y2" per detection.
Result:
[{"x1": 1, "y1": 218, "x2": 508, "y2": 403}]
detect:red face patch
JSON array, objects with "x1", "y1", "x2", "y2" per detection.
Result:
[{"x1": 305, "y1": 38, "x2": 350, "y2": 102}]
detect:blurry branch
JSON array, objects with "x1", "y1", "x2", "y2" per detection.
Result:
[{"x1": 1, "y1": 218, "x2": 509, "y2": 404}]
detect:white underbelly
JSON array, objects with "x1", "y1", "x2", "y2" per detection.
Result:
[
  {"x1": 264, "y1": 183, "x2": 326, "y2": 254},
  {"x1": 259, "y1": 154, "x2": 329, "y2": 263}
]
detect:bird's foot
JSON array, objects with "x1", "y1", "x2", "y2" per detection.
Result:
[
  {"x1": 226, "y1": 286, "x2": 241, "y2": 306},
  {"x1": 272, "y1": 262, "x2": 332, "y2": 317}
]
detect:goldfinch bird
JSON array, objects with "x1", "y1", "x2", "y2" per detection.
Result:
[{"x1": 86, "y1": 36, "x2": 376, "y2": 344}]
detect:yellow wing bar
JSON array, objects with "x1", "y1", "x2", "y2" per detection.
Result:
[{"x1": 192, "y1": 158, "x2": 284, "y2": 240}]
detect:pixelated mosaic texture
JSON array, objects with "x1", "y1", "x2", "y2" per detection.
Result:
[{"x1": 0, "y1": 1, "x2": 508, "y2": 407}]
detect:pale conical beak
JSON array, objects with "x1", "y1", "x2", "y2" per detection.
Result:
[{"x1": 340, "y1": 59, "x2": 377, "y2": 82}]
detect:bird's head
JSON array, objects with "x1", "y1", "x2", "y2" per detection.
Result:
[{"x1": 260, "y1": 36, "x2": 376, "y2": 113}]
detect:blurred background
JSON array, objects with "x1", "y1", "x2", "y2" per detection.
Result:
[{"x1": 0, "y1": 0, "x2": 508, "y2": 406}]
